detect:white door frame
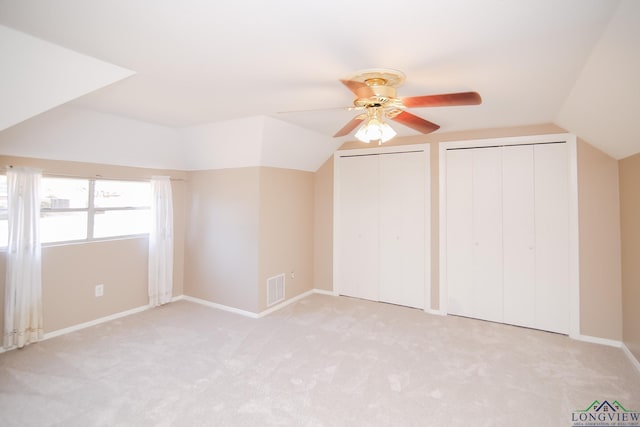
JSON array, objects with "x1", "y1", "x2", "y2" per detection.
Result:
[
  {"x1": 334, "y1": 144, "x2": 431, "y2": 312},
  {"x1": 438, "y1": 133, "x2": 580, "y2": 338}
]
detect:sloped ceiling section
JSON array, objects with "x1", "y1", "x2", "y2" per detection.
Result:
[
  {"x1": 556, "y1": 0, "x2": 640, "y2": 160},
  {"x1": 1, "y1": 0, "x2": 639, "y2": 166},
  {"x1": 0, "y1": 25, "x2": 135, "y2": 131},
  {"x1": 181, "y1": 116, "x2": 336, "y2": 172}
]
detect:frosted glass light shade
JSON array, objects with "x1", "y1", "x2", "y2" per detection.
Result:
[{"x1": 355, "y1": 118, "x2": 397, "y2": 144}]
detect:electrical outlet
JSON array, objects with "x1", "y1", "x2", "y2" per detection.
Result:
[
  {"x1": 291, "y1": 271, "x2": 295, "y2": 279},
  {"x1": 95, "y1": 284, "x2": 104, "y2": 297}
]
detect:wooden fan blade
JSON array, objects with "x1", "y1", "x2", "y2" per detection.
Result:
[
  {"x1": 340, "y1": 79, "x2": 375, "y2": 98},
  {"x1": 401, "y1": 91, "x2": 482, "y2": 108},
  {"x1": 334, "y1": 116, "x2": 365, "y2": 137},
  {"x1": 390, "y1": 111, "x2": 440, "y2": 134}
]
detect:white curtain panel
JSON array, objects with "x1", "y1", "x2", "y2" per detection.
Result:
[
  {"x1": 3, "y1": 167, "x2": 43, "y2": 349},
  {"x1": 148, "y1": 176, "x2": 174, "y2": 307}
]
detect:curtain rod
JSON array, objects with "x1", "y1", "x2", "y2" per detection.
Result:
[{"x1": 5, "y1": 165, "x2": 185, "y2": 182}]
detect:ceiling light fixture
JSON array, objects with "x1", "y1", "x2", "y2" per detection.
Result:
[{"x1": 354, "y1": 107, "x2": 397, "y2": 144}]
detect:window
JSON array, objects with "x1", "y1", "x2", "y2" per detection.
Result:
[
  {"x1": 92, "y1": 180, "x2": 151, "y2": 238},
  {"x1": 41, "y1": 178, "x2": 90, "y2": 243},
  {"x1": 0, "y1": 175, "x2": 151, "y2": 247}
]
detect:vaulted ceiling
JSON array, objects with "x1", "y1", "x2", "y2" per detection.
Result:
[{"x1": 1, "y1": 0, "x2": 639, "y2": 159}]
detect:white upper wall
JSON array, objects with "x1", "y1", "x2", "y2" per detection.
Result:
[
  {"x1": 180, "y1": 116, "x2": 264, "y2": 171},
  {"x1": 180, "y1": 116, "x2": 336, "y2": 172},
  {"x1": 0, "y1": 105, "x2": 185, "y2": 170},
  {"x1": 260, "y1": 117, "x2": 339, "y2": 172},
  {"x1": 0, "y1": 25, "x2": 134, "y2": 132},
  {"x1": 0, "y1": 106, "x2": 336, "y2": 172},
  {"x1": 556, "y1": 0, "x2": 640, "y2": 159}
]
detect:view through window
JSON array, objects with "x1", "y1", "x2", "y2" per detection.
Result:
[{"x1": 0, "y1": 175, "x2": 151, "y2": 247}]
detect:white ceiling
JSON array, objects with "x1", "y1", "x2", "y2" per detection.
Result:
[
  {"x1": 0, "y1": 25, "x2": 134, "y2": 131},
  {"x1": 1, "y1": 0, "x2": 639, "y2": 159}
]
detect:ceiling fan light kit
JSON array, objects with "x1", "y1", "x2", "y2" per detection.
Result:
[
  {"x1": 334, "y1": 68, "x2": 482, "y2": 144},
  {"x1": 354, "y1": 107, "x2": 397, "y2": 144}
]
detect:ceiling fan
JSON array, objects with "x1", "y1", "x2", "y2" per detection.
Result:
[{"x1": 334, "y1": 68, "x2": 482, "y2": 143}]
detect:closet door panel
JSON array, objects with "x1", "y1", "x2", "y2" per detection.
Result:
[
  {"x1": 446, "y1": 149, "x2": 474, "y2": 316},
  {"x1": 337, "y1": 155, "x2": 379, "y2": 301},
  {"x1": 502, "y1": 145, "x2": 536, "y2": 328},
  {"x1": 534, "y1": 143, "x2": 569, "y2": 334},
  {"x1": 379, "y1": 152, "x2": 425, "y2": 309},
  {"x1": 471, "y1": 147, "x2": 503, "y2": 322}
]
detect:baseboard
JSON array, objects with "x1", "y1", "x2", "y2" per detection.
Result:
[
  {"x1": 5, "y1": 293, "x2": 639, "y2": 377},
  {"x1": 257, "y1": 289, "x2": 316, "y2": 317},
  {"x1": 180, "y1": 295, "x2": 260, "y2": 319},
  {"x1": 43, "y1": 304, "x2": 152, "y2": 341},
  {"x1": 1, "y1": 297, "x2": 194, "y2": 353},
  {"x1": 572, "y1": 334, "x2": 622, "y2": 348},
  {"x1": 181, "y1": 289, "x2": 339, "y2": 319},
  {"x1": 0, "y1": 291, "x2": 342, "y2": 354},
  {"x1": 621, "y1": 343, "x2": 640, "y2": 374},
  {"x1": 569, "y1": 335, "x2": 622, "y2": 348},
  {"x1": 312, "y1": 289, "x2": 338, "y2": 296}
]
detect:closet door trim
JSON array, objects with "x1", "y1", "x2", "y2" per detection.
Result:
[
  {"x1": 438, "y1": 133, "x2": 579, "y2": 338},
  {"x1": 334, "y1": 144, "x2": 431, "y2": 312}
]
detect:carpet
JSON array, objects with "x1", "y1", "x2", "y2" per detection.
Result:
[{"x1": 1, "y1": 294, "x2": 638, "y2": 426}]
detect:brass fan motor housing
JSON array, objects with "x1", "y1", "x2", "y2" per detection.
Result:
[
  {"x1": 348, "y1": 69, "x2": 407, "y2": 109},
  {"x1": 354, "y1": 84, "x2": 398, "y2": 108}
]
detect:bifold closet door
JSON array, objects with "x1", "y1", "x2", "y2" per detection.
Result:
[
  {"x1": 446, "y1": 147, "x2": 503, "y2": 322},
  {"x1": 337, "y1": 155, "x2": 379, "y2": 302},
  {"x1": 502, "y1": 143, "x2": 569, "y2": 333},
  {"x1": 470, "y1": 147, "x2": 503, "y2": 322},
  {"x1": 534, "y1": 143, "x2": 569, "y2": 334},
  {"x1": 446, "y1": 142, "x2": 570, "y2": 334},
  {"x1": 502, "y1": 145, "x2": 536, "y2": 328},
  {"x1": 379, "y1": 152, "x2": 425, "y2": 309},
  {"x1": 337, "y1": 150, "x2": 427, "y2": 309}
]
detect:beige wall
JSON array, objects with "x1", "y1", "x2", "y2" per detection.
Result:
[
  {"x1": 577, "y1": 141, "x2": 623, "y2": 340},
  {"x1": 183, "y1": 166, "x2": 315, "y2": 314},
  {"x1": 1, "y1": 158, "x2": 314, "y2": 332},
  {"x1": 257, "y1": 167, "x2": 314, "y2": 311},
  {"x1": 1, "y1": 123, "x2": 629, "y2": 343},
  {"x1": 313, "y1": 157, "x2": 333, "y2": 292},
  {"x1": 41, "y1": 239, "x2": 148, "y2": 331},
  {"x1": 184, "y1": 167, "x2": 261, "y2": 313},
  {"x1": 0, "y1": 155, "x2": 187, "y2": 335},
  {"x1": 619, "y1": 153, "x2": 640, "y2": 360},
  {"x1": 578, "y1": 140, "x2": 622, "y2": 340}
]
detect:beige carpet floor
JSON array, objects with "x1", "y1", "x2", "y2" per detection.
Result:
[{"x1": 0, "y1": 294, "x2": 639, "y2": 426}]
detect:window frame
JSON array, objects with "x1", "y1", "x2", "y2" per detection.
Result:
[{"x1": 1, "y1": 175, "x2": 152, "y2": 248}]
